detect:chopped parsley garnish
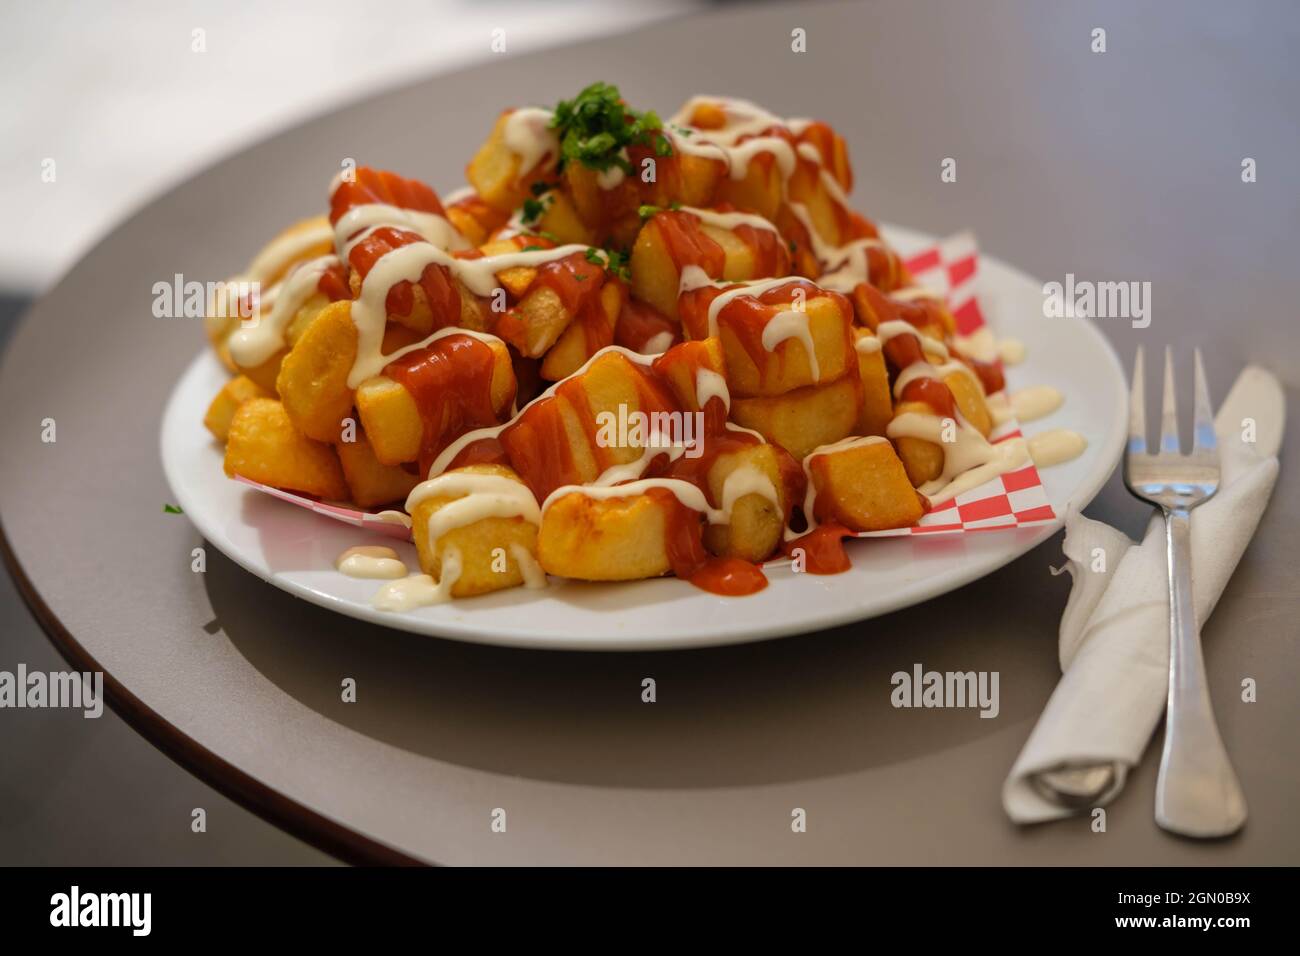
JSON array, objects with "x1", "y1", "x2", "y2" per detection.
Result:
[
  {"x1": 530, "y1": 180, "x2": 553, "y2": 197},
  {"x1": 520, "y1": 197, "x2": 547, "y2": 224},
  {"x1": 521, "y1": 244, "x2": 543, "y2": 252},
  {"x1": 638, "y1": 204, "x2": 662, "y2": 220},
  {"x1": 584, "y1": 246, "x2": 632, "y2": 281},
  {"x1": 550, "y1": 82, "x2": 673, "y2": 174},
  {"x1": 163, "y1": 503, "x2": 184, "y2": 514}
]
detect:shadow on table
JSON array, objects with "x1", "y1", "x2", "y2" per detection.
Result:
[{"x1": 204, "y1": 542, "x2": 1070, "y2": 789}]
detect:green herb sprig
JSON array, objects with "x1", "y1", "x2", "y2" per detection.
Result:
[{"x1": 550, "y1": 82, "x2": 672, "y2": 175}]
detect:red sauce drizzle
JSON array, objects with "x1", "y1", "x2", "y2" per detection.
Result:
[
  {"x1": 384, "y1": 333, "x2": 510, "y2": 475},
  {"x1": 347, "y1": 226, "x2": 461, "y2": 327},
  {"x1": 653, "y1": 488, "x2": 768, "y2": 596},
  {"x1": 329, "y1": 167, "x2": 446, "y2": 227},
  {"x1": 782, "y1": 523, "x2": 854, "y2": 575},
  {"x1": 615, "y1": 298, "x2": 680, "y2": 353}
]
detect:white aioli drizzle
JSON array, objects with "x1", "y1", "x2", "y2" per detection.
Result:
[
  {"x1": 677, "y1": 205, "x2": 780, "y2": 234},
  {"x1": 887, "y1": 411, "x2": 1030, "y2": 505},
  {"x1": 336, "y1": 546, "x2": 408, "y2": 579},
  {"x1": 333, "y1": 204, "x2": 469, "y2": 257},
  {"x1": 1009, "y1": 385, "x2": 1063, "y2": 423},
  {"x1": 381, "y1": 472, "x2": 545, "y2": 608},
  {"x1": 999, "y1": 338, "x2": 1026, "y2": 365},
  {"x1": 372, "y1": 549, "x2": 463, "y2": 612},
  {"x1": 1027, "y1": 429, "x2": 1086, "y2": 467},
  {"x1": 695, "y1": 367, "x2": 731, "y2": 412},
  {"x1": 501, "y1": 107, "x2": 559, "y2": 177},
  {"x1": 541, "y1": 477, "x2": 727, "y2": 525},
  {"x1": 643, "y1": 330, "x2": 675, "y2": 353},
  {"x1": 854, "y1": 333, "x2": 882, "y2": 354},
  {"x1": 425, "y1": 345, "x2": 662, "y2": 479},
  {"x1": 404, "y1": 472, "x2": 542, "y2": 544},
  {"x1": 244, "y1": 221, "x2": 334, "y2": 285},
  {"x1": 761, "y1": 310, "x2": 820, "y2": 382},
  {"x1": 704, "y1": 276, "x2": 810, "y2": 338},
  {"x1": 346, "y1": 242, "x2": 590, "y2": 387},
  {"x1": 229, "y1": 254, "x2": 339, "y2": 367}
]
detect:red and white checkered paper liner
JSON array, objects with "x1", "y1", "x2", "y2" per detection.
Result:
[{"x1": 236, "y1": 231, "x2": 1055, "y2": 539}]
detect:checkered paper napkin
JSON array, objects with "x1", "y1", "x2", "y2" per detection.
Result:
[{"x1": 237, "y1": 232, "x2": 1056, "y2": 540}]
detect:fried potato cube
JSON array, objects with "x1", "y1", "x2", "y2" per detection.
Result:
[
  {"x1": 629, "y1": 216, "x2": 688, "y2": 320},
  {"x1": 275, "y1": 300, "x2": 358, "y2": 443},
  {"x1": 410, "y1": 464, "x2": 540, "y2": 598},
  {"x1": 715, "y1": 152, "x2": 783, "y2": 221},
  {"x1": 335, "y1": 427, "x2": 420, "y2": 507},
  {"x1": 501, "y1": 284, "x2": 575, "y2": 358},
  {"x1": 651, "y1": 337, "x2": 727, "y2": 416},
  {"x1": 355, "y1": 337, "x2": 516, "y2": 465},
  {"x1": 664, "y1": 151, "x2": 727, "y2": 208},
  {"x1": 501, "y1": 391, "x2": 601, "y2": 495},
  {"x1": 467, "y1": 110, "x2": 552, "y2": 213},
  {"x1": 702, "y1": 222, "x2": 785, "y2": 282},
  {"x1": 854, "y1": 331, "x2": 893, "y2": 437},
  {"x1": 540, "y1": 280, "x2": 624, "y2": 381},
  {"x1": 944, "y1": 369, "x2": 992, "y2": 437},
  {"x1": 785, "y1": 161, "x2": 851, "y2": 252},
  {"x1": 446, "y1": 193, "x2": 510, "y2": 247},
  {"x1": 535, "y1": 189, "x2": 595, "y2": 246},
  {"x1": 730, "y1": 374, "x2": 860, "y2": 461},
  {"x1": 223, "y1": 398, "x2": 347, "y2": 500},
  {"x1": 479, "y1": 236, "x2": 538, "y2": 299},
  {"x1": 537, "y1": 490, "x2": 675, "y2": 581},
  {"x1": 562, "y1": 162, "x2": 643, "y2": 248},
  {"x1": 702, "y1": 443, "x2": 786, "y2": 562},
  {"x1": 891, "y1": 399, "x2": 945, "y2": 486},
  {"x1": 574, "y1": 349, "x2": 671, "y2": 470},
  {"x1": 354, "y1": 376, "x2": 422, "y2": 465},
  {"x1": 807, "y1": 439, "x2": 925, "y2": 532},
  {"x1": 716, "y1": 291, "x2": 854, "y2": 398},
  {"x1": 204, "y1": 374, "x2": 271, "y2": 442}
]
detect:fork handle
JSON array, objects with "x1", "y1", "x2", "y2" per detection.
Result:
[{"x1": 1155, "y1": 506, "x2": 1247, "y2": 837}]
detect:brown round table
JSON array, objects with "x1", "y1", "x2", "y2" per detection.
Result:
[{"x1": 2, "y1": 0, "x2": 1296, "y2": 864}]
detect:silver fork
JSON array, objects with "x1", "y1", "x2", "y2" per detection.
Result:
[{"x1": 1124, "y1": 346, "x2": 1246, "y2": 838}]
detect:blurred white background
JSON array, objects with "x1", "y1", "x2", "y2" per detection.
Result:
[{"x1": 0, "y1": 0, "x2": 698, "y2": 292}]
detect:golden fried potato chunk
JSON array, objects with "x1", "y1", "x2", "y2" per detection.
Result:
[
  {"x1": 854, "y1": 331, "x2": 893, "y2": 437},
  {"x1": 537, "y1": 490, "x2": 676, "y2": 581},
  {"x1": 540, "y1": 280, "x2": 625, "y2": 381},
  {"x1": 705, "y1": 289, "x2": 855, "y2": 399},
  {"x1": 276, "y1": 300, "x2": 357, "y2": 443},
  {"x1": 223, "y1": 398, "x2": 347, "y2": 500},
  {"x1": 355, "y1": 336, "x2": 517, "y2": 465},
  {"x1": 715, "y1": 152, "x2": 783, "y2": 221},
  {"x1": 806, "y1": 439, "x2": 925, "y2": 532},
  {"x1": 629, "y1": 216, "x2": 688, "y2": 320},
  {"x1": 410, "y1": 464, "x2": 541, "y2": 598},
  {"x1": 354, "y1": 377, "x2": 421, "y2": 466},
  {"x1": 335, "y1": 427, "x2": 420, "y2": 508},
  {"x1": 944, "y1": 369, "x2": 992, "y2": 437},
  {"x1": 651, "y1": 337, "x2": 727, "y2": 415},
  {"x1": 701, "y1": 443, "x2": 786, "y2": 562},
  {"x1": 730, "y1": 374, "x2": 860, "y2": 461},
  {"x1": 204, "y1": 374, "x2": 271, "y2": 443},
  {"x1": 891, "y1": 399, "x2": 945, "y2": 486},
  {"x1": 467, "y1": 110, "x2": 555, "y2": 214}
]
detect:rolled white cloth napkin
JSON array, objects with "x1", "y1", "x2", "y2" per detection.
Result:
[{"x1": 1003, "y1": 366, "x2": 1285, "y2": 823}]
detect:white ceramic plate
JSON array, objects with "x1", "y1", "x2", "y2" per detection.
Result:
[{"x1": 161, "y1": 225, "x2": 1127, "y2": 651}]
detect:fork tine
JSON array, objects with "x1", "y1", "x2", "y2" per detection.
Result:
[
  {"x1": 1192, "y1": 347, "x2": 1217, "y2": 452},
  {"x1": 1160, "y1": 346, "x2": 1181, "y2": 454},
  {"x1": 1128, "y1": 345, "x2": 1147, "y2": 455}
]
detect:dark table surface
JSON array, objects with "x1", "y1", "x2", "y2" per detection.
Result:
[{"x1": 1, "y1": 0, "x2": 1296, "y2": 864}]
